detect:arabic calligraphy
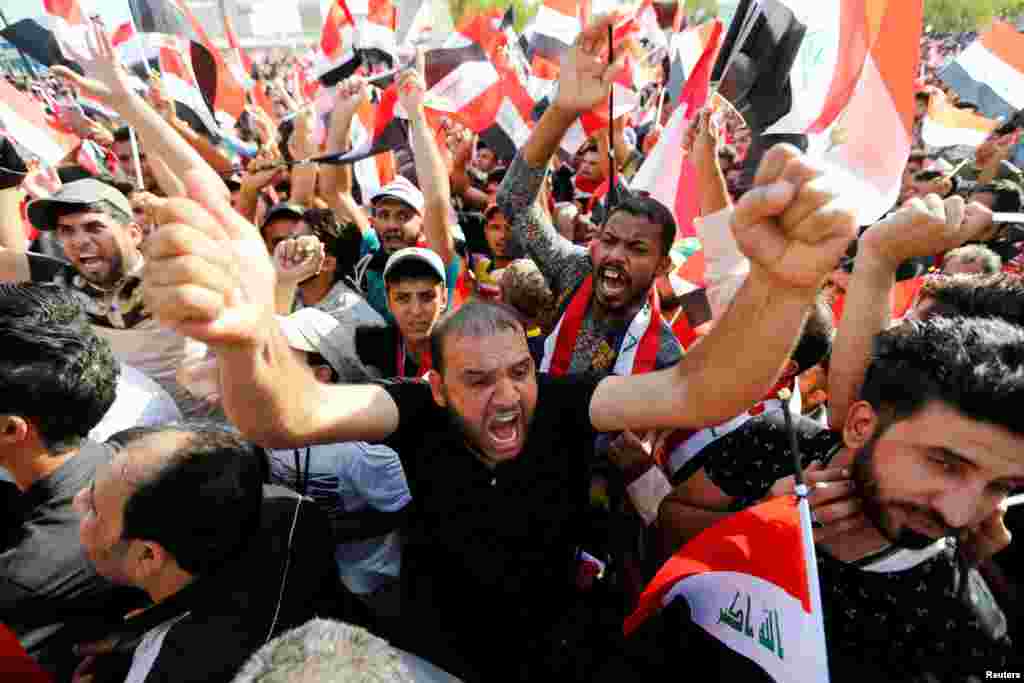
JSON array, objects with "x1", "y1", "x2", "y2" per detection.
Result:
[{"x1": 717, "y1": 591, "x2": 785, "y2": 660}]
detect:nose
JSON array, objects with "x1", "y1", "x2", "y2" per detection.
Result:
[
  {"x1": 494, "y1": 374, "x2": 519, "y2": 405},
  {"x1": 932, "y1": 482, "x2": 987, "y2": 532}
]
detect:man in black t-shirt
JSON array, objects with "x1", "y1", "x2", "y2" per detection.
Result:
[
  {"x1": 0, "y1": 283, "x2": 143, "y2": 681},
  {"x1": 142, "y1": 17, "x2": 859, "y2": 680}
]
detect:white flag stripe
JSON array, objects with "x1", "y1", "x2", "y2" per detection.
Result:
[
  {"x1": 533, "y1": 4, "x2": 582, "y2": 46},
  {"x1": 495, "y1": 98, "x2": 532, "y2": 148},
  {"x1": 0, "y1": 102, "x2": 68, "y2": 165},
  {"x1": 921, "y1": 117, "x2": 992, "y2": 149},
  {"x1": 357, "y1": 19, "x2": 397, "y2": 52},
  {"x1": 953, "y1": 41, "x2": 1024, "y2": 113},
  {"x1": 667, "y1": 570, "x2": 829, "y2": 683},
  {"x1": 429, "y1": 60, "x2": 500, "y2": 110},
  {"x1": 764, "y1": 0, "x2": 843, "y2": 134},
  {"x1": 809, "y1": 54, "x2": 907, "y2": 225}
]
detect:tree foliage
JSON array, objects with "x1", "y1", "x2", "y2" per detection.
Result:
[{"x1": 924, "y1": 0, "x2": 1024, "y2": 32}]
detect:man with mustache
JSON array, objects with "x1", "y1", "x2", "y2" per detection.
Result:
[{"x1": 141, "y1": 14, "x2": 857, "y2": 681}]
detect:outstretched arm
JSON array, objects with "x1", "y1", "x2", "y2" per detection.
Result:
[
  {"x1": 496, "y1": 13, "x2": 626, "y2": 293},
  {"x1": 828, "y1": 195, "x2": 980, "y2": 430}
]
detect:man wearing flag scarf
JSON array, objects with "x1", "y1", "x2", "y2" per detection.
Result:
[{"x1": 497, "y1": 22, "x2": 682, "y2": 379}]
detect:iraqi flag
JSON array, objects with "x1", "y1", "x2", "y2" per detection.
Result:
[
  {"x1": 763, "y1": 0, "x2": 884, "y2": 136},
  {"x1": 711, "y1": 0, "x2": 807, "y2": 132},
  {"x1": 523, "y1": 0, "x2": 581, "y2": 66},
  {"x1": 667, "y1": 21, "x2": 720, "y2": 105},
  {"x1": 805, "y1": 0, "x2": 922, "y2": 225},
  {"x1": 316, "y1": 0, "x2": 361, "y2": 85},
  {"x1": 0, "y1": 79, "x2": 78, "y2": 166},
  {"x1": 349, "y1": 95, "x2": 397, "y2": 201},
  {"x1": 223, "y1": 14, "x2": 255, "y2": 92},
  {"x1": 311, "y1": 84, "x2": 408, "y2": 166},
  {"x1": 129, "y1": 0, "x2": 246, "y2": 125},
  {"x1": 349, "y1": 0, "x2": 398, "y2": 57},
  {"x1": 46, "y1": 0, "x2": 92, "y2": 64},
  {"x1": 921, "y1": 90, "x2": 997, "y2": 149},
  {"x1": 940, "y1": 21, "x2": 1024, "y2": 121},
  {"x1": 632, "y1": 20, "x2": 722, "y2": 239},
  {"x1": 625, "y1": 495, "x2": 830, "y2": 683}
]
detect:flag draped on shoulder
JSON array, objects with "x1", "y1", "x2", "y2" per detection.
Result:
[
  {"x1": 921, "y1": 90, "x2": 997, "y2": 149},
  {"x1": 625, "y1": 495, "x2": 830, "y2": 683},
  {"x1": 940, "y1": 21, "x2": 1024, "y2": 121},
  {"x1": 632, "y1": 20, "x2": 722, "y2": 239}
]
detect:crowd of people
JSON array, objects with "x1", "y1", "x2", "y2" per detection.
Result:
[{"x1": 1, "y1": 9, "x2": 1024, "y2": 683}]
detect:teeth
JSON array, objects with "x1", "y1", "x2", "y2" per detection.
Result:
[{"x1": 493, "y1": 412, "x2": 518, "y2": 423}]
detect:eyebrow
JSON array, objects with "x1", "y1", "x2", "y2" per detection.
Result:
[
  {"x1": 462, "y1": 356, "x2": 533, "y2": 378},
  {"x1": 56, "y1": 220, "x2": 107, "y2": 230}
]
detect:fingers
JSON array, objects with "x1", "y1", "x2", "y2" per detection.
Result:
[
  {"x1": 753, "y1": 143, "x2": 803, "y2": 188},
  {"x1": 184, "y1": 169, "x2": 254, "y2": 241},
  {"x1": 155, "y1": 198, "x2": 230, "y2": 243},
  {"x1": 731, "y1": 182, "x2": 797, "y2": 246}
]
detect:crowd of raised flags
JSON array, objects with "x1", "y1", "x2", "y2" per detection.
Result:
[{"x1": 2, "y1": 0, "x2": 1024, "y2": 681}]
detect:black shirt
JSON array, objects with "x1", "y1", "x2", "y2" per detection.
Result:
[
  {"x1": 379, "y1": 375, "x2": 601, "y2": 681},
  {"x1": 700, "y1": 413, "x2": 1015, "y2": 682},
  {"x1": 0, "y1": 441, "x2": 144, "y2": 680},
  {"x1": 356, "y1": 325, "x2": 423, "y2": 379}
]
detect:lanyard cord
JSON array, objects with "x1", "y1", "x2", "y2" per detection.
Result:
[{"x1": 292, "y1": 447, "x2": 311, "y2": 497}]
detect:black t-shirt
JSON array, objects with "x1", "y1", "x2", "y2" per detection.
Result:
[
  {"x1": 355, "y1": 325, "x2": 414, "y2": 379},
  {"x1": 0, "y1": 441, "x2": 145, "y2": 680},
  {"x1": 699, "y1": 413, "x2": 1015, "y2": 682},
  {"x1": 379, "y1": 374, "x2": 601, "y2": 681}
]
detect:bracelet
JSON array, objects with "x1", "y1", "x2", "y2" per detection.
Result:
[{"x1": 626, "y1": 466, "x2": 674, "y2": 527}]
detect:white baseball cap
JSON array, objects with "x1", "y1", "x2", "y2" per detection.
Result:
[{"x1": 383, "y1": 247, "x2": 447, "y2": 287}]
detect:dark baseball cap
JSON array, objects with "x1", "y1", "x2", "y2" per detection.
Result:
[
  {"x1": 261, "y1": 202, "x2": 307, "y2": 229},
  {"x1": 27, "y1": 178, "x2": 133, "y2": 231}
]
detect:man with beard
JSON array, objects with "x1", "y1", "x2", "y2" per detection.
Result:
[
  {"x1": 629, "y1": 316, "x2": 1024, "y2": 683},
  {"x1": 0, "y1": 179, "x2": 210, "y2": 418},
  {"x1": 498, "y1": 112, "x2": 681, "y2": 375},
  {"x1": 141, "y1": 14, "x2": 858, "y2": 680}
]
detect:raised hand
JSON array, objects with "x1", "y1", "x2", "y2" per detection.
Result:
[
  {"x1": 858, "y1": 194, "x2": 972, "y2": 272},
  {"x1": 21, "y1": 160, "x2": 62, "y2": 201},
  {"x1": 273, "y1": 235, "x2": 326, "y2": 285},
  {"x1": 334, "y1": 76, "x2": 369, "y2": 122},
  {"x1": 142, "y1": 169, "x2": 278, "y2": 348},
  {"x1": 731, "y1": 145, "x2": 858, "y2": 292},
  {"x1": 686, "y1": 108, "x2": 719, "y2": 162},
  {"x1": 288, "y1": 108, "x2": 319, "y2": 161},
  {"x1": 552, "y1": 13, "x2": 627, "y2": 115},
  {"x1": 396, "y1": 50, "x2": 427, "y2": 116},
  {"x1": 50, "y1": 19, "x2": 135, "y2": 104}
]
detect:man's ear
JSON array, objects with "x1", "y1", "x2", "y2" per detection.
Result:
[
  {"x1": 428, "y1": 370, "x2": 446, "y2": 407},
  {"x1": 0, "y1": 415, "x2": 29, "y2": 446},
  {"x1": 781, "y1": 359, "x2": 800, "y2": 381},
  {"x1": 126, "y1": 222, "x2": 144, "y2": 248},
  {"x1": 843, "y1": 401, "x2": 880, "y2": 451},
  {"x1": 657, "y1": 254, "x2": 673, "y2": 278},
  {"x1": 322, "y1": 255, "x2": 337, "y2": 275},
  {"x1": 135, "y1": 541, "x2": 173, "y2": 582}
]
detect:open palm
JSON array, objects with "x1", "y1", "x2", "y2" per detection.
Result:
[
  {"x1": 51, "y1": 20, "x2": 135, "y2": 104},
  {"x1": 553, "y1": 13, "x2": 627, "y2": 114}
]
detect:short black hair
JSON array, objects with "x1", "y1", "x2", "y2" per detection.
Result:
[
  {"x1": 430, "y1": 302, "x2": 526, "y2": 377},
  {"x1": 0, "y1": 283, "x2": 118, "y2": 453},
  {"x1": 792, "y1": 297, "x2": 834, "y2": 374},
  {"x1": 605, "y1": 194, "x2": 677, "y2": 257},
  {"x1": 860, "y1": 316, "x2": 1024, "y2": 436},
  {"x1": 972, "y1": 181, "x2": 1022, "y2": 213},
  {"x1": 918, "y1": 273, "x2": 1024, "y2": 325},
  {"x1": 113, "y1": 126, "x2": 132, "y2": 143},
  {"x1": 384, "y1": 258, "x2": 442, "y2": 288},
  {"x1": 111, "y1": 422, "x2": 265, "y2": 576}
]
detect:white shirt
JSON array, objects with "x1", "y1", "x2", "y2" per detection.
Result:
[{"x1": 90, "y1": 363, "x2": 183, "y2": 442}]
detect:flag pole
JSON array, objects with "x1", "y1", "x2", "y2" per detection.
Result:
[
  {"x1": 607, "y1": 23, "x2": 619, "y2": 212},
  {"x1": 780, "y1": 389, "x2": 831, "y2": 681}
]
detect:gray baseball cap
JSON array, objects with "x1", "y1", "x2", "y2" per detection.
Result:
[
  {"x1": 370, "y1": 176, "x2": 425, "y2": 215},
  {"x1": 27, "y1": 178, "x2": 133, "y2": 231},
  {"x1": 383, "y1": 247, "x2": 447, "y2": 287}
]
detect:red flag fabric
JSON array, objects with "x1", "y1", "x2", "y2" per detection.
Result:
[
  {"x1": 43, "y1": 0, "x2": 83, "y2": 25},
  {"x1": 111, "y1": 21, "x2": 135, "y2": 47},
  {"x1": 632, "y1": 20, "x2": 723, "y2": 239},
  {"x1": 625, "y1": 496, "x2": 830, "y2": 682},
  {"x1": 0, "y1": 623, "x2": 52, "y2": 682}
]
